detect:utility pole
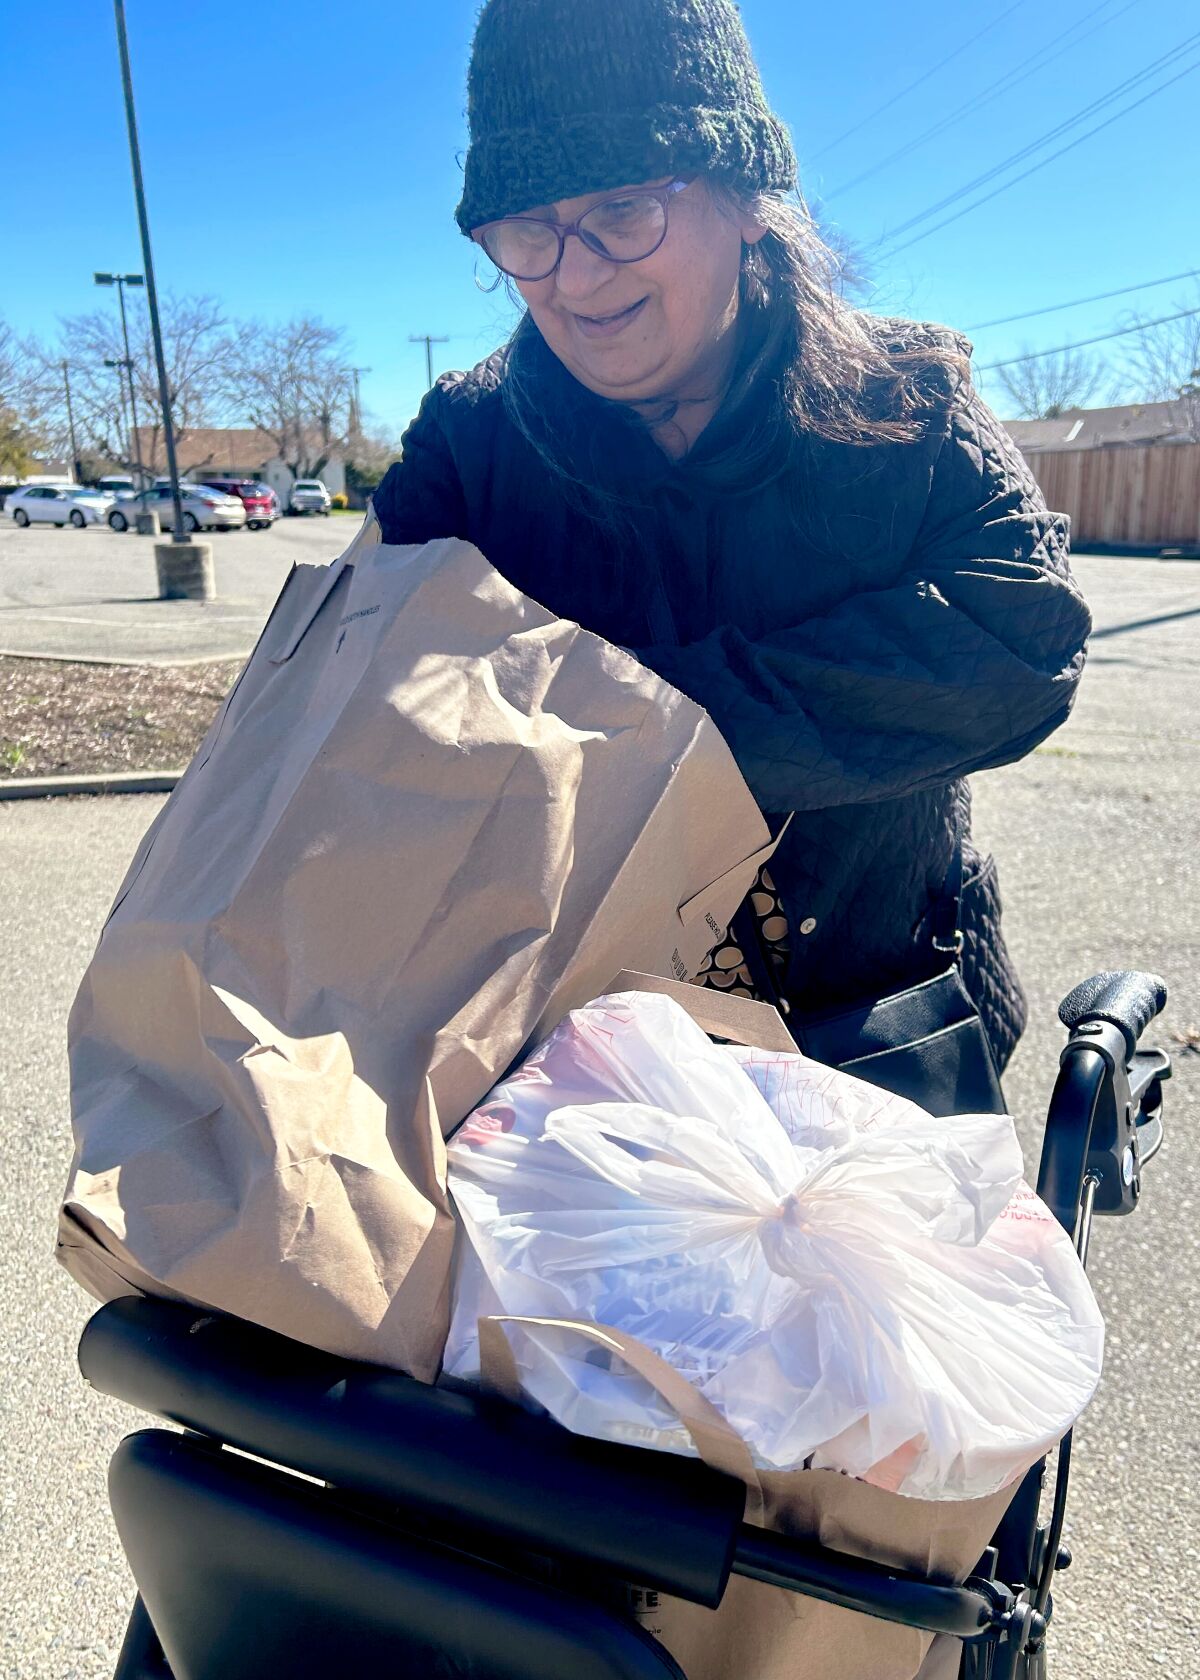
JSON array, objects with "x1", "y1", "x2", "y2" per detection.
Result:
[
  {"x1": 112, "y1": 0, "x2": 185, "y2": 546},
  {"x1": 349, "y1": 365, "x2": 371, "y2": 439},
  {"x1": 409, "y1": 334, "x2": 448, "y2": 390},
  {"x1": 95, "y1": 271, "x2": 147, "y2": 489},
  {"x1": 61, "y1": 361, "x2": 82, "y2": 482}
]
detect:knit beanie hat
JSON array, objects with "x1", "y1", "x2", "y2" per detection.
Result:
[{"x1": 455, "y1": 0, "x2": 797, "y2": 233}]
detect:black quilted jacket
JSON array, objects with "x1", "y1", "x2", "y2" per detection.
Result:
[{"x1": 372, "y1": 321, "x2": 1091, "y2": 1071}]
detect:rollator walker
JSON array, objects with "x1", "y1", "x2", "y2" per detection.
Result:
[{"x1": 79, "y1": 969, "x2": 1170, "y2": 1680}]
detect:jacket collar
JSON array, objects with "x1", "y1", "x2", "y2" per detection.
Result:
[{"x1": 516, "y1": 308, "x2": 786, "y2": 500}]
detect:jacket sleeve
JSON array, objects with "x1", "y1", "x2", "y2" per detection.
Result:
[
  {"x1": 370, "y1": 381, "x2": 469, "y2": 544},
  {"x1": 631, "y1": 390, "x2": 1091, "y2": 814}
]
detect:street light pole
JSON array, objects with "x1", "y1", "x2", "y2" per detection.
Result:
[
  {"x1": 112, "y1": 277, "x2": 148, "y2": 488},
  {"x1": 60, "y1": 361, "x2": 81, "y2": 482},
  {"x1": 103, "y1": 357, "x2": 133, "y2": 466},
  {"x1": 116, "y1": 279, "x2": 142, "y2": 487},
  {"x1": 111, "y1": 0, "x2": 184, "y2": 543},
  {"x1": 96, "y1": 275, "x2": 148, "y2": 490}
]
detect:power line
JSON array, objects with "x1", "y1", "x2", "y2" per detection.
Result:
[
  {"x1": 966, "y1": 269, "x2": 1200, "y2": 331},
  {"x1": 877, "y1": 27, "x2": 1200, "y2": 249},
  {"x1": 809, "y1": 1, "x2": 1028, "y2": 162},
  {"x1": 978, "y1": 306, "x2": 1200, "y2": 370},
  {"x1": 885, "y1": 52, "x2": 1200, "y2": 258},
  {"x1": 881, "y1": 47, "x2": 1200, "y2": 257},
  {"x1": 825, "y1": 0, "x2": 1138, "y2": 202}
]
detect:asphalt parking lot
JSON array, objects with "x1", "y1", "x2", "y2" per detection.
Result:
[
  {"x1": 0, "y1": 552, "x2": 1197, "y2": 1678},
  {"x1": 0, "y1": 514, "x2": 355, "y2": 663}
]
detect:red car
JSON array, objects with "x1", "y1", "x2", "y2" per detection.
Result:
[{"x1": 199, "y1": 479, "x2": 279, "y2": 530}]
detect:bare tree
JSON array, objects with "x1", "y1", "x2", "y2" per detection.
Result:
[
  {"x1": 346, "y1": 428, "x2": 400, "y2": 479},
  {"x1": 0, "y1": 320, "x2": 28, "y2": 407},
  {"x1": 229, "y1": 318, "x2": 352, "y2": 480},
  {"x1": 0, "y1": 318, "x2": 56, "y2": 472},
  {"x1": 9, "y1": 302, "x2": 366, "y2": 484},
  {"x1": 991, "y1": 345, "x2": 1108, "y2": 419},
  {"x1": 46, "y1": 292, "x2": 238, "y2": 473},
  {"x1": 1118, "y1": 285, "x2": 1200, "y2": 435},
  {"x1": 1177, "y1": 369, "x2": 1200, "y2": 442},
  {"x1": 343, "y1": 426, "x2": 403, "y2": 505}
]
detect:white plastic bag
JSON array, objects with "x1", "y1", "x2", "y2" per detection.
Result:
[{"x1": 445, "y1": 991, "x2": 1103, "y2": 1500}]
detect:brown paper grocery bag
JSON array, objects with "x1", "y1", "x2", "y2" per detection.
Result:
[
  {"x1": 637, "y1": 1472, "x2": 1013, "y2": 1680},
  {"x1": 479, "y1": 1312, "x2": 1014, "y2": 1680},
  {"x1": 59, "y1": 521, "x2": 774, "y2": 1381}
]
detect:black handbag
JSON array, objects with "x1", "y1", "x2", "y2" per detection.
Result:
[{"x1": 712, "y1": 818, "x2": 1007, "y2": 1118}]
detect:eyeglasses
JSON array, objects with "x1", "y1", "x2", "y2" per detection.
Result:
[{"x1": 473, "y1": 179, "x2": 693, "y2": 282}]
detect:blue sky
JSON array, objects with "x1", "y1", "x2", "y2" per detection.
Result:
[{"x1": 3, "y1": 0, "x2": 1196, "y2": 434}]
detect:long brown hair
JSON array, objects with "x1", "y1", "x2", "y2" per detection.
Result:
[{"x1": 497, "y1": 182, "x2": 969, "y2": 525}]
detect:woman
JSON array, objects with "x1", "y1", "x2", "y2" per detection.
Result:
[{"x1": 373, "y1": 0, "x2": 1091, "y2": 1076}]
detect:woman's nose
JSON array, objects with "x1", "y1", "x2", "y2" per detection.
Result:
[{"x1": 554, "y1": 233, "x2": 616, "y2": 300}]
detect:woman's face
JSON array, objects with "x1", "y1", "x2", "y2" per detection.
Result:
[{"x1": 507, "y1": 177, "x2": 765, "y2": 405}]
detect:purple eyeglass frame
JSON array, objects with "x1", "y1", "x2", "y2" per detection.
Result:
[{"x1": 472, "y1": 178, "x2": 693, "y2": 281}]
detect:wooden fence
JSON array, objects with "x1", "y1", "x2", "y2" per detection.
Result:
[{"x1": 1019, "y1": 442, "x2": 1200, "y2": 549}]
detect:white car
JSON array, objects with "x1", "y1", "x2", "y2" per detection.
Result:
[
  {"x1": 289, "y1": 479, "x2": 332, "y2": 515},
  {"x1": 109, "y1": 484, "x2": 246, "y2": 533},
  {"x1": 8, "y1": 484, "x2": 115, "y2": 528}
]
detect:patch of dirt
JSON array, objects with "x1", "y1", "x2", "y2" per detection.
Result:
[{"x1": 0, "y1": 656, "x2": 244, "y2": 778}]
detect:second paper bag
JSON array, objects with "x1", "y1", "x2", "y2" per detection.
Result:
[{"x1": 60, "y1": 522, "x2": 773, "y2": 1381}]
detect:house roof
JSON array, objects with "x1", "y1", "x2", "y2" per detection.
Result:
[
  {"x1": 1003, "y1": 399, "x2": 1194, "y2": 453},
  {"x1": 133, "y1": 427, "x2": 279, "y2": 470}
]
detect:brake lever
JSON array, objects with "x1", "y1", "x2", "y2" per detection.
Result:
[
  {"x1": 1129, "y1": 1049, "x2": 1169, "y2": 1167},
  {"x1": 1127, "y1": 1046, "x2": 1171, "y2": 1107}
]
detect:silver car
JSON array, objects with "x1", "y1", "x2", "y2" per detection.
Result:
[
  {"x1": 8, "y1": 483, "x2": 115, "y2": 528},
  {"x1": 289, "y1": 478, "x2": 332, "y2": 515},
  {"x1": 108, "y1": 484, "x2": 247, "y2": 533}
]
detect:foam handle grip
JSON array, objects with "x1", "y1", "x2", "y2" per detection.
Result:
[{"x1": 1058, "y1": 970, "x2": 1168, "y2": 1057}]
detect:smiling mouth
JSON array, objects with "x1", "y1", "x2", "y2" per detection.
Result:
[{"x1": 570, "y1": 296, "x2": 648, "y2": 338}]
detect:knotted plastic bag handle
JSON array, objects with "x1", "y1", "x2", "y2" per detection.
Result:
[{"x1": 478, "y1": 1313, "x2": 765, "y2": 1524}]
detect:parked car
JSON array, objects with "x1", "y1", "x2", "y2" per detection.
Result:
[
  {"x1": 108, "y1": 484, "x2": 246, "y2": 533},
  {"x1": 96, "y1": 475, "x2": 138, "y2": 501},
  {"x1": 8, "y1": 483, "x2": 114, "y2": 528},
  {"x1": 289, "y1": 479, "x2": 332, "y2": 515},
  {"x1": 199, "y1": 478, "x2": 279, "y2": 530},
  {"x1": 2, "y1": 476, "x2": 79, "y2": 512}
]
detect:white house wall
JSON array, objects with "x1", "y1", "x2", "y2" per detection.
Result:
[{"x1": 262, "y1": 457, "x2": 346, "y2": 500}]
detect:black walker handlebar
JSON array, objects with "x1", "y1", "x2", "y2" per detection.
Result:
[{"x1": 80, "y1": 1295, "x2": 1012, "y2": 1642}]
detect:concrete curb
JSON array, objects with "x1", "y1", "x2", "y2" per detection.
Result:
[
  {"x1": 0, "y1": 770, "x2": 182, "y2": 801},
  {"x1": 0, "y1": 649, "x2": 249, "y2": 668}
]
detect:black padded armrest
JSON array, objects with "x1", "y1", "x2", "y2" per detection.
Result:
[{"x1": 80, "y1": 1297, "x2": 743, "y2": 1608}]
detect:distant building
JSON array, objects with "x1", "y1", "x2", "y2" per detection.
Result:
[
  {"x1": 131, "y1": 426, "x2": 346, "y2": 501},
  {"x1": 1003, "y1": 399, "x2": 1197, "y2": 455},
  {"x1": 1003, "y1": 400, "x2": 1200, "y2": 552},
  {"x1": 22, "y1": 457, "x2": 75, "y2": 482}
]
